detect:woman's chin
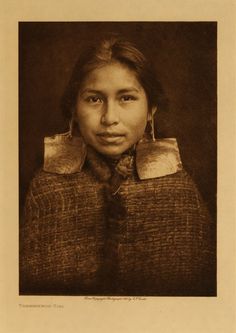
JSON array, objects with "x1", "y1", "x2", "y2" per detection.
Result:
[{"x1": 92, "y1": 144, "x2": 129, "y2": 159}]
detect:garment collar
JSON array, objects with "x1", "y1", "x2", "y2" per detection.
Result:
[{"x1": 43, "y1": 133, "x2": 182, "y2": 180}]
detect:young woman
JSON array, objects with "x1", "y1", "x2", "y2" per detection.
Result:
[{"x1": 20, "y1": 34, "x2": 216, "y2": 296}]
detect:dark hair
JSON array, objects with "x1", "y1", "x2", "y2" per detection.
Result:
[{"x1": 61, "y1": 33, "x2": 168, "y2": 119}]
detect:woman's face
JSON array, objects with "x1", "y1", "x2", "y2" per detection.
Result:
[{"x1": 75, "y1": 62, "x2": 149, "y2": 158}]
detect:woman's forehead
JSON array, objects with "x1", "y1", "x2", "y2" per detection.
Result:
[{"x1": 80, "y1": 62, "x2": 144, "y2": 94}]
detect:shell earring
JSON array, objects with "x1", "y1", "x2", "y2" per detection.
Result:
[
  {"x1": 150, "y1": 111, "x2": 156, "y2": 141},
  {"x1": 147, "y1": 107, "x2": 157, "y2": 141},
  {"x1": 68, "y1": 118, "x2": 73, "y2": 138},
  {"x1": 136, "y1": 106, "x2": 182, "y2": 179}
]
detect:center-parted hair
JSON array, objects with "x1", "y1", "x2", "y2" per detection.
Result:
[{"x1": 61, "y1": 33, "x2": 168, "y2": 119}]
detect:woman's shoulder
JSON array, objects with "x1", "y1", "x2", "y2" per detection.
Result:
[
  {"x1": 137, "y1": 169, "x2": 212, "y2": 223},
  {"x1": 28, "y1": 167, "x2": 92, "y2": 196},
  {"x1": 24, "y1": 167, "x2": 97, "y2": 216},
  {"x1": 148, "y1": 169, "x2": 199, "y2": 191},
  {"x1": 145, "y1": 169, "x2": 210, "y2": 211}
]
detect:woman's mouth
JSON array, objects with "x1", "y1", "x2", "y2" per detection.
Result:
[{"x1": 97, "y1": 132, "x2": 125, "y2": 144}]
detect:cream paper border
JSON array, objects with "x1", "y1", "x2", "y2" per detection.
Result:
[{"x1": 1, "y1": 1, "x2": 236, "y2": 332}]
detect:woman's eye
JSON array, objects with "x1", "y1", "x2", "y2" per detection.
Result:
[
  {"x1": 86, "y1": 96, "x2": 103, "y2": 104},
  {"x1": 120, "y1": 95, "x2": 136, "y2": 102}
]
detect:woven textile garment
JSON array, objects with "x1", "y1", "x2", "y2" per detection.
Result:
[{"x1": 20, "y1": 138, "x2": 216, "y2": 296}]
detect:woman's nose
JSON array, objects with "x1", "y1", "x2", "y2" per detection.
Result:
[{"x1": 101, "y1": 100, "x2": 119, "y2": 126}]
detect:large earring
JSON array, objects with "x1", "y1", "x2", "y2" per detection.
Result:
[
  {"x1": 146, "y1": 107, "x2": 157, "y2": 141},
  {"x1": 136, "y1": 105, "x2": 183, "y2": 179},
  {"x1": 68, "y1": 118, "x2": 73, "y2": 138},
  {"x1": 150, "y1": 112, "x2": 156, "y2": 141},
  {"x1": 62, "y1": 117, "x2": 75, "y2": 138},
  {"x1": 68, "y1": 112, "x2": 81, "y2": 138}
]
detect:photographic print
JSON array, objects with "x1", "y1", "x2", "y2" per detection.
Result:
[{"x1": 19, "y1": 22, "x2": 217, "y2": 297}]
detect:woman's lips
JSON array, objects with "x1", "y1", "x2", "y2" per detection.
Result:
[{"x1": 97, "y1": 132, "x2": 125, "y2": 144}]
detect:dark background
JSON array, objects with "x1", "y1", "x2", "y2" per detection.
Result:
[{"x1": 19, "y1": 22, "x2": 217, "y2": 219}]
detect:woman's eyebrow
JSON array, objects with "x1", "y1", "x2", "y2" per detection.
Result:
[
  {"x1": 80, "y1": 89, "x2": 102, "y2": 95},
  {"x1": 117, "y1": 88, "x2": 140, "y2": 94},
  {"x1": 80, "y1": 87, "x2": 141, "y2": 95}
]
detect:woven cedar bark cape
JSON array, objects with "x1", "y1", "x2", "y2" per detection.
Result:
[{"x1": 20, "y1": 139, "x2": 216, "y2": 296}]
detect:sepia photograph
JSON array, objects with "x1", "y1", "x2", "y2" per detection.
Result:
[
  {"x1": 19, "y1": 22, "x2": 217, "y2": 297},
  {"x1": 1, "y1": 0, "x2": 236, "y2": 331}
]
